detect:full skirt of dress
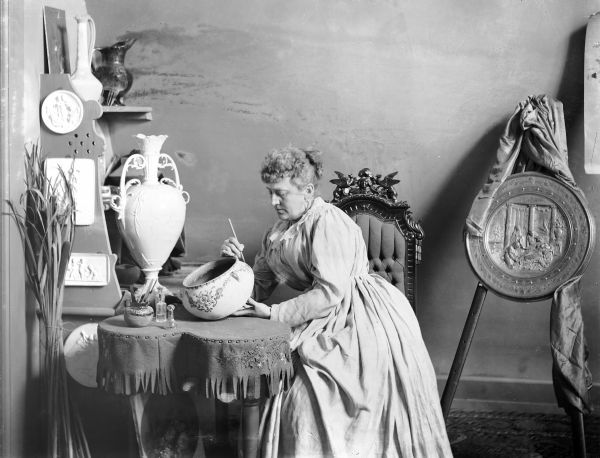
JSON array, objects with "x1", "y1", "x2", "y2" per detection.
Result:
[
  {"x1": 252, "y1": 198, "x2": 452, "y2": 457},
  {"x1": 259, "y1": 274, "x2": 452, "y2": 457}
]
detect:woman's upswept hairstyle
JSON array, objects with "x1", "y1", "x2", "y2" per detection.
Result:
[{"x1": 260, "y1": 145, "x2": 323, "y2": 187}]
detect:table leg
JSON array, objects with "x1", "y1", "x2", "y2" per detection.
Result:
[
  {"x1": 189, "y1": 393, "x2": 208, "y2": 458},
  {"x1": 129, "y1": 393, "x2": 151, "y2": 458},
  {"x1": 130, "y1": 391, "x2": 208, "y2": 458},
  {"x1": 242, "y1": 398, "x2": 260, "y2": 458},
  {"x1": 214, "y1": 399, "x2": 229, "y2": 448}
]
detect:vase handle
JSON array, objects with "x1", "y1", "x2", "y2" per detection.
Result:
[
  {"x1": 91, "y1": 48, "x2": 100, "y2": 72},
  {"x1": 157, "y1": 153, "x2": 190, "y2": 204},
  {"x1": 112, "y1": 154, "x2": 146, "y2": 219},
  {"x1": 87, "y1": 16, "x2": 96, "y2": 67},
  {"x1": 158, "y1": 154, "x2": 181, "y2": 185},
  {"x1": 109, "y1": 194, "x2": 122, "y2": 214}
]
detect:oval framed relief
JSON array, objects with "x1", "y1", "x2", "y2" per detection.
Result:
[{"x1": 465, "y1": 172, "x2": 596, "y2": 301}]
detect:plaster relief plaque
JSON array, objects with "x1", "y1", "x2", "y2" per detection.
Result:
[
  {"x1": 45, "y1": 158, "x2": 95, "y2": 225},
  {"x1": 465, "y1": 172, "x2": 595, "y2": 301},
  {"x1": 41, "y1": 89, "x2": 84, "y2": 134},
  {"x1": 65, "y1": 253, "x2": 110, "y2": 286}
]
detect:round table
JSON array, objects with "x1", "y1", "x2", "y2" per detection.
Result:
[{"x1": 96, "y1": 310, "x2": 293, "y2": 458}]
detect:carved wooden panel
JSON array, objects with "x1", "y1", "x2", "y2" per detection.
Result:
[{"x1": 40, "y1": 74, "x2": 121, "y2": 315}]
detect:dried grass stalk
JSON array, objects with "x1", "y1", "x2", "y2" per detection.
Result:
[{"x1": 5, "y1": 143, "x2": 90, "y2": 458}]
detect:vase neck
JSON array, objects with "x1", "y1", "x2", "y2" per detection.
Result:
[
  {"x1": 136, "y1": 135, "x2": 168, "y2": 184},
  {"x1": 74, "y1": 16, "x2": 94, "y2": 75},
  {"x1": 142, "y1": 149, "x2": 160, "y2": 184}
]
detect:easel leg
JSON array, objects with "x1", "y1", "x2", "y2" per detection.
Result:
[
  {"x1": 441, "y1": 282, "x2": 488, "y2": 420},
  {"x1": 567, "y1": 407, "x2": 586, "y2": 458}
]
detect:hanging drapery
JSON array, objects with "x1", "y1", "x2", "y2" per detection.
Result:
[
  {"x1": 466, "y1": 94, "x2": 576, "y2": 237},
  {"x1": 465, "y1": 95, "x2": 593, "y2": 415}
]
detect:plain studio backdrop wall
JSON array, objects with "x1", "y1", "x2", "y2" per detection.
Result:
[{"x1": 87, "y1": 0, "x2": 600, "y2": 409}]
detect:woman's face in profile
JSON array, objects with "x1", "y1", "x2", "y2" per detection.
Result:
[{"x1": 266, "y1": 176, "x2": 313, "y2": 221}]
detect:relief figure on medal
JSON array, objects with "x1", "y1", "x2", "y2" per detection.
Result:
[{"x1": 486, "y1": 198, "x2": 568, "y2": 273}]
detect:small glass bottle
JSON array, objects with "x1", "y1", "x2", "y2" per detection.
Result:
[
  {"x1": 155, "y1": 289, "x2": 167, "y2": 323},
  {"x1": 167, "y1": 304, "x2": 176, "y2": 328}
]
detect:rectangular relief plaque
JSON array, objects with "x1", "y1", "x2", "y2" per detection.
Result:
[
  {"x1": 585, "y1": 12, "x2": 600, "y2": 173},
  {"x1": 65, "y1": 253, "x2": 110, "y2": 287},
  {"x1": 45, "y1": 158, "x2": 95, "y2": 226}
]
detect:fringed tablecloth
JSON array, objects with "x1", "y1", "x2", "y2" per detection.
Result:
[{"x1": 96, "y1": 309, "x2": 293, "y2": 400}]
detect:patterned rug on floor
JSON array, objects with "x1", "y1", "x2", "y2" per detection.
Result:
[{"x1": 447, "y1": 410, "x2": 600, "y2": 458}]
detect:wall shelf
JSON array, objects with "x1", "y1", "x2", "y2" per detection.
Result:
[{"x1": 101, "y1": 105, "x2": 152, "y2": 121}]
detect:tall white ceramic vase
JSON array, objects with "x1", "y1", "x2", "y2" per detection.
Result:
[
  {"x1": 70, "y1": 14, "x2": 103, "y2": 102},
  {"x1": 110, "y1": 134, "x2": 190, "y2": 297}
]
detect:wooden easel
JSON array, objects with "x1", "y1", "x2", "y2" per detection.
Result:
[{"x1": 441, "y1": 283, "x2": 588, "y2": 458}]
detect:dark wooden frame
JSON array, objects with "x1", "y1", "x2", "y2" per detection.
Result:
[
  {"x1": 42, "y1": 6, "x2": 71, "y2": 74},
  {"x1": 330, "y1": 169, "x2": 424, "y2": 310}
]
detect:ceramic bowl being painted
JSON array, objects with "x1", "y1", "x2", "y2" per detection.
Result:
[{"x1": 182, "y1": 257, "x2": 254, "y2": 320}]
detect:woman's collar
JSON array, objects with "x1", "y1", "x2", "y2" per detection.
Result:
[{"x1": 288, "y1": 196, "x2": 323, "y2": 225}]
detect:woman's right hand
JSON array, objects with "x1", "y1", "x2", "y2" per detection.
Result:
[{"x1": 220, "y1": 236, "x2": 245, "y2": 260}]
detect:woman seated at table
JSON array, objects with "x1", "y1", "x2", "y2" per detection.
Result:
[{"x1": 221, "y1": 146, "x2": 452, "y2": 457}]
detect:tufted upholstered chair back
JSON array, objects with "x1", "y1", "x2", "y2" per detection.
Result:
[{"x1": 330, "y1": 168, "x2": 424, "y2": 311}]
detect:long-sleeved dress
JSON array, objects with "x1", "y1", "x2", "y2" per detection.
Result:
[{"x1": 252, "y1": 197, "x2": 452, "y2": 458}]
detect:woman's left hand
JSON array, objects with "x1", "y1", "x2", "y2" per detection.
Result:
[{"x1": 231, "y1": 297, "x2": 271, "y2": 319}]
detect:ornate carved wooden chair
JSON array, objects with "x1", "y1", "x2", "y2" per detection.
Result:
[{"x1": 330, "y1": 168, "x2": 424, "y2": 310}]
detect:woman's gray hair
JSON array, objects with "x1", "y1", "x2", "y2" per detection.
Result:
[{"x1": 260, "y1": 145, "x2": 323, "y2": 187}]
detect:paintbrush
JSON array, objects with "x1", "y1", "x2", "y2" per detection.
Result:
[{"x1": 228, "y1": 218, "x2": 246, "y2": 262}]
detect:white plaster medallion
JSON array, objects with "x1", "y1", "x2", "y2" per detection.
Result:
[{"x1": 41, "y1": 89, "x2": 84, "y2": 134}]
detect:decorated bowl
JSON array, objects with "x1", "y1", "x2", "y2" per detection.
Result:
[{"x1": 182, "y1": 257, "x2": 254, "y2": 320}]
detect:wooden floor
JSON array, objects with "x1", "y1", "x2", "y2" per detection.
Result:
[{"x1": 447, "y1": 410, "x2": 599, "y2": 458}]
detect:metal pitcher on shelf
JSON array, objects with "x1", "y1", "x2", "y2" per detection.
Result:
[{"x1": 92, "y1": 38, "x2": 136, "y2": 106}]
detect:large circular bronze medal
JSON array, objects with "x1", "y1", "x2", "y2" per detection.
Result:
[{"x1": 465, "y1": 172, "x2": 595, "y2": 301}]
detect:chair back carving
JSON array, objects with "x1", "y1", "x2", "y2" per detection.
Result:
[{"x1": 330, "y1": 168, "x2": 424, "y2": 310}]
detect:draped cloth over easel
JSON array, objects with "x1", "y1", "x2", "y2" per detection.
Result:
[
  {"x1": 253, "y1": 198, "x2": 452, "y2": 457},
  {"x1": 466, "y1": 95, "x2": 592, "y2": 414}
]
